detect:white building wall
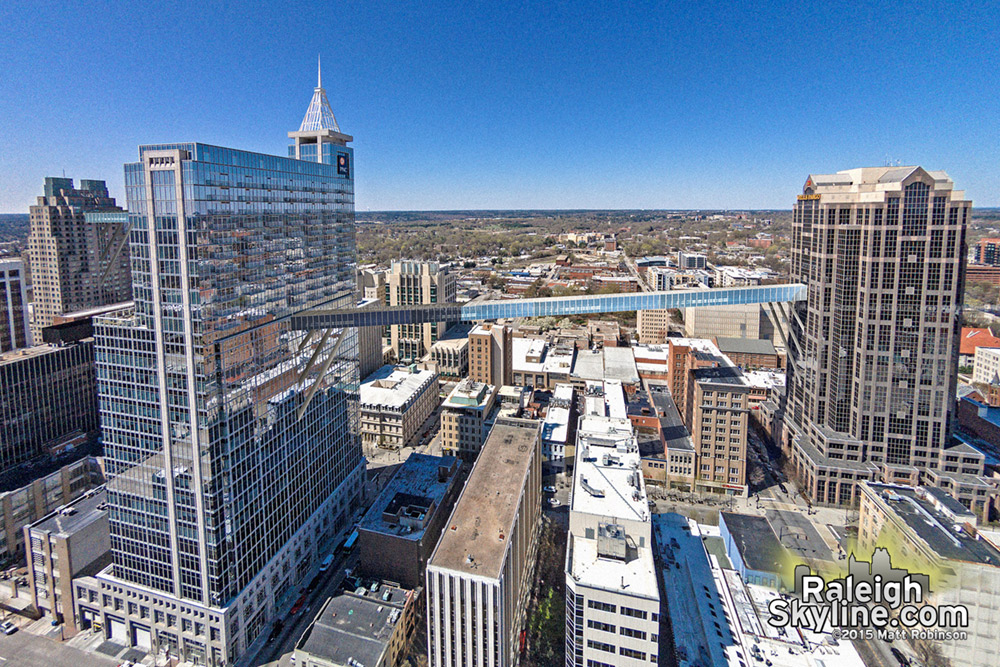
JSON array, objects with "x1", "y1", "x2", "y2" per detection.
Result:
[{"x1": 972, "y1": 346, "x2": 1000, "y2": 384}]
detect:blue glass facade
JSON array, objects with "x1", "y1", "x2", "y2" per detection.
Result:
[{"x1": 96, "y1": 141, "x2": 361, "y2": 619}]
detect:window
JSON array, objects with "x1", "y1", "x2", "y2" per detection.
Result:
[
  {"x1": 587, "y1": 600, "x2": 616, "y2": 613},
  {"x1": 588, "y1": 619, "x2": 616, "y2": 633},
  {"x1": 587, "y1": 640, "x2": 616, "y2": 654},
  {"x1": 620, "y1": 647, "x2": 647, "y2": 660},
  {"x1": 621, "y1": 607, "x2": 648, "y2": 620},
  {"x1": 620, "y1": 626, "x2": 647, "y2": 640}
]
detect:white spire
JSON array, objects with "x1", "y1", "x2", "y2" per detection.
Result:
[{"x1": 298, "y1": 56, "x2": 341, "y2": 133}]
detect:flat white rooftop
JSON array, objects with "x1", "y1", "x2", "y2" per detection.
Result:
[
  {"x1": 572, "y1": 415, "x2": 648, "y2": 524},
  {"x1": 542, "y1": 406, "x2": 570, "y2": 445},
  {"x1": 567, "y1": 532, "x2": 658, "y2": 598},
  {"x1": 512, "y1": 337, "x2": 547, "y2": 373},
  {"x1": 360, "y1": 365, "x2": 437, "y2": 409},
  {"x1": 744, "y1": 370, "x2": 786, "y2": 391}
]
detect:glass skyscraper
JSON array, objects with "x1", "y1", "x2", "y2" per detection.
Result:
[{"x1": 80, "y1": 76, "x2": 363, "y2": 666}]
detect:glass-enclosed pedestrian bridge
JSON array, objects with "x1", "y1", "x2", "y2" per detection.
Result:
[{"x1": 291, "y1": 283, "x2": 807, "y2": 330}]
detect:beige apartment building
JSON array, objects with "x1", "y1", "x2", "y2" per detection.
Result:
[
  {"x1": 359, "y1": 365, "x2": 440, "y2": 451},
  {"x1": 468, "y1": 322, "x2": 512, "y2": 386},
  {"x1": 636, "y1": 308, "x2": 672, "y2": 344},
  {"x1": 426, "y1": 418, "x2": 541, "y2": 667},
  {"x1": 28, "y1": 178, "x2": 131, "y2": 340},
  {"x1": 440, "y1": 379, "x2": 498, "y2": 460},
  {"x1": 386, "y1": 261, "x2": 457, "y2": 362},
  {"x1": 25, "y1": 488, "x2": 109, "y2": 634}
]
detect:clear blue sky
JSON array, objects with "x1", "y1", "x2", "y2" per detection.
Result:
[{"x1": 2, "y1": 0, "x2": 998, "y2": 212}]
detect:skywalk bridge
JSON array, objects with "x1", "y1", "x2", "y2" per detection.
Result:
[
  {"x1": 291, "y1": 283, "x2": 808, "y2": 330},
  {"x1": 284, "y1": 283, "x2": 806, "y2": 419}
]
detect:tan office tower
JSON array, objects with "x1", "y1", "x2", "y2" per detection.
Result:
[
  {"x1": 28, "y1": 178, "x2": 131, "y2": 340},
  {"x1": 468, "y1": 322, "x2": 512, "y2": 386},
  {"x1": 386, "y1": 260, "x2": 457, "y2": 362},
  {"x1": 785, "y1": 167, "x2": 970, "y2": 505}
]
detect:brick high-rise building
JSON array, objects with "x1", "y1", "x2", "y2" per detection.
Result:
[
  {"x1": 784, "y1": 167, "x2": 970, "y2": 505},
  {"x1": 27, "y1": 178, "x2": 131, "y2": 340},
  {"x1": 668, "y1": 338, "x2": 750, "y2": 495}
]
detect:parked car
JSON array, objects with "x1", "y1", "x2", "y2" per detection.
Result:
[
  {"x1": 778, "y1": 483, "x2": 789, "y2": 494},
  {"x1": 548, "y1": 498, "x2": 560, "y2": 507},
  {"x1": 290, "y1": 594, "x2": 307, "y2": 614},
  {"x1": 267, "y1": 620, "x2": 284, "y2": 643},
  {"x1": 543, "y1": 485, "x2": 556, "y2": 493},
  {"x1": 0, "y1": 621, "x2": 16, "y2": 635}
]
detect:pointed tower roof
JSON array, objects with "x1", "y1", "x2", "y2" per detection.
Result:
[{"x1": 299, "y1": 55, "x2": 341, "y2": 133}]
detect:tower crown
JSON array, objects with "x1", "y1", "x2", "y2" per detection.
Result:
[{"x1": 298, "y1": 55, "x2": 341, "y2": 133}]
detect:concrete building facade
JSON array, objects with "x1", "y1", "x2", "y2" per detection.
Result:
[
  {"x1": 469, "y1": 323, "x2": 512, "y2": 387},
  {"x1": 25, "y1": 488, "x2": 110, "y2": 633},
  {"x1": 668, "y1": 339, "x2": 750, "y2": 496},
  {"x1": 360, "y1": 365, "x2": 440, "y2": 451},
  {"x1": 972, "y1": 346, "x2": 1000, "y2": 385},
  {"x1": 683, "y1": 303, "x2": 775, "y2": 341},
  {"x1": 426, "y1": 418, "x2": 541, "y2": 667},
  {"x1": 636, "y1": 309, "x2": 671, "y2": 344}
]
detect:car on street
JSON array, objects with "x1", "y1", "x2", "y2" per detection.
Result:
[
  {"x1": 290, "y1": 594, "x2": 308, "y2": 614},
  {"x1": 548, "y1": 498, "x2": 560, "y2": 507},
  {"x1": 267, "y1": 620, "x2": 284, "y2": 643},
  {"x1": 890, "y1": 647, "x2": 909, "y2": 666},
  {"x1": 778, "y1": 483, "x2": 788, "y2": 494},
  {"x1": 543, "y1": 485, "x2": 556, "y2": 493},
  {"x1": 0, "y1": 621, "x2": 16, "y2": 635}
]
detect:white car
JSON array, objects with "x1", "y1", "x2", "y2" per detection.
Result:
[
  {"x1": 0, "y1": 621, "x2": 16, "y2": 635},
  {"x1": 548, "y1": 498, "x2": 560, "y2": 507}
]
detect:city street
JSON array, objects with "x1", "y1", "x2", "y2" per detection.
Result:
[
  {"x1": 0, "y1": 629, "x2": 118, "y2": 667},
  {"x1": 255, "y1": 550, "x2": 360, "y2": 667}
]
